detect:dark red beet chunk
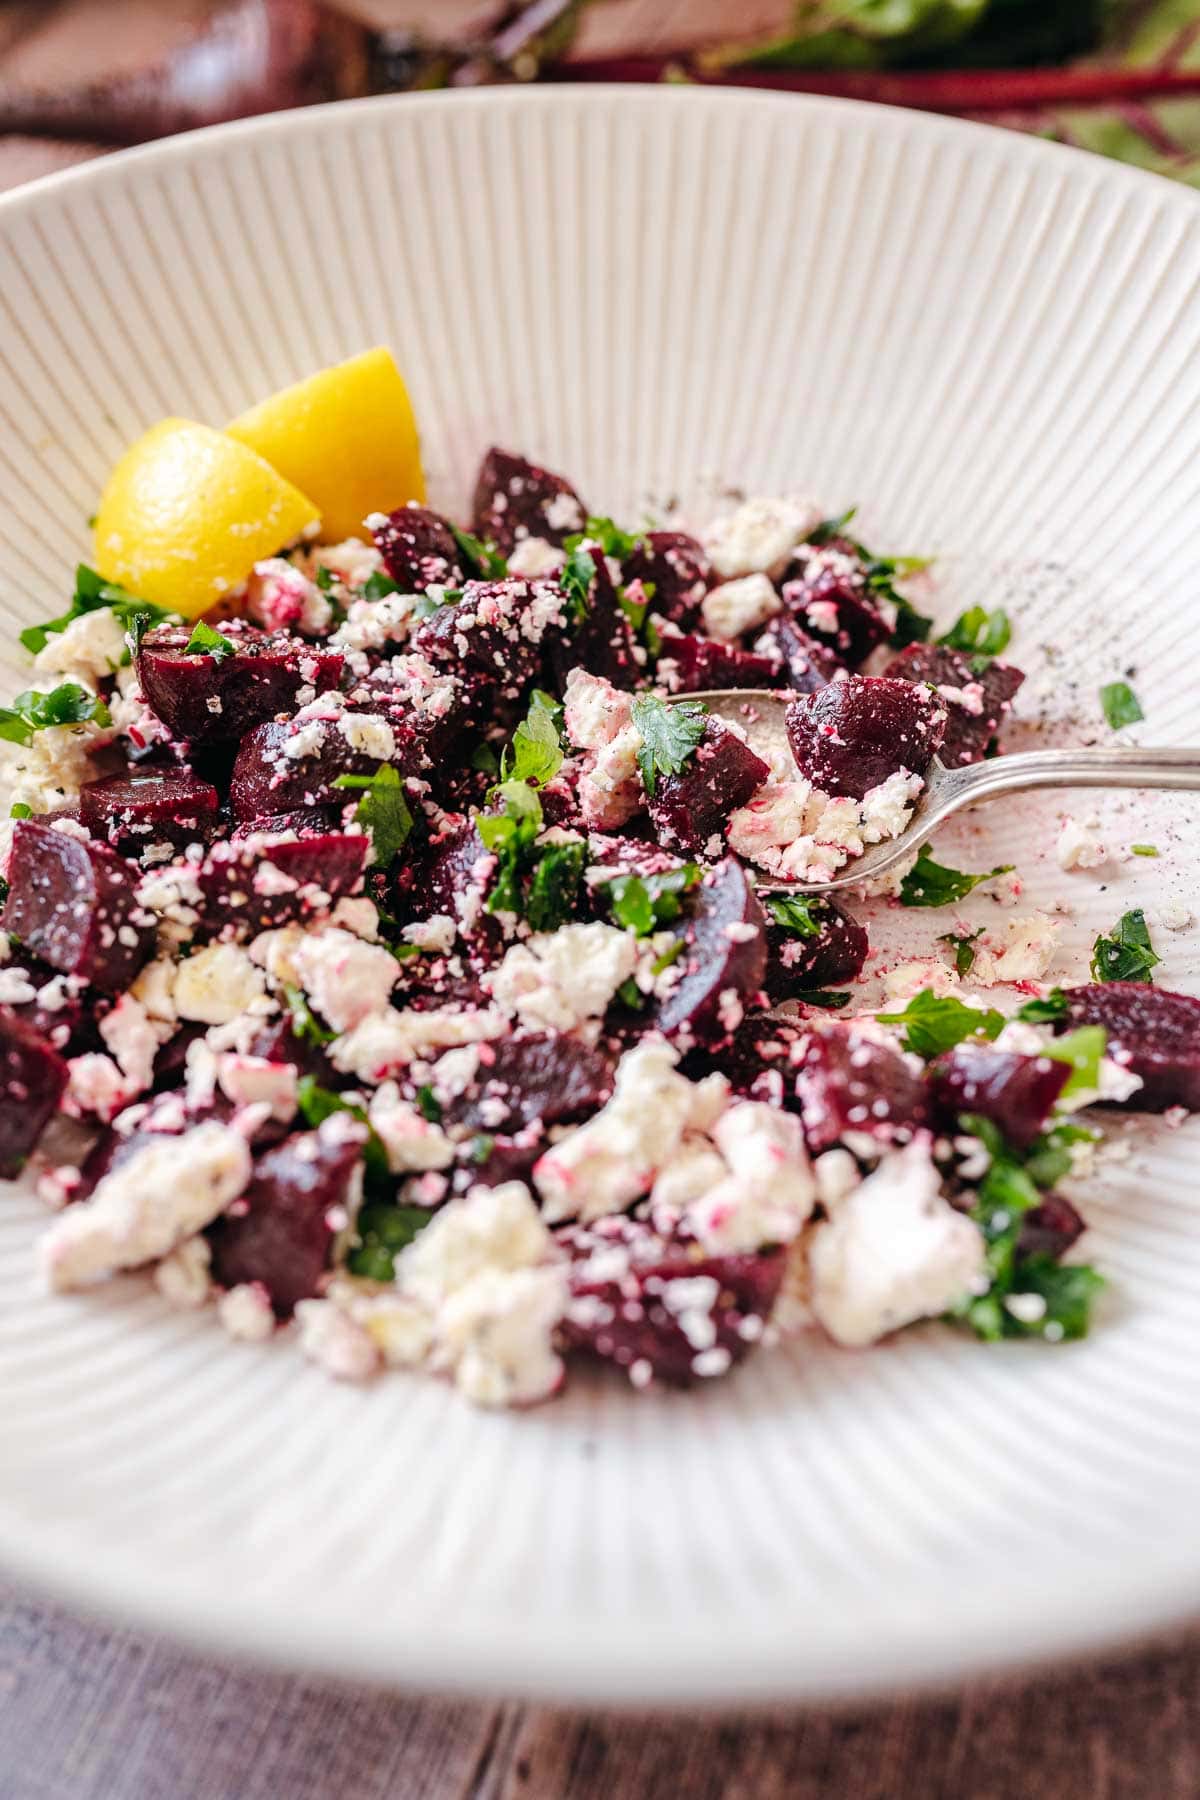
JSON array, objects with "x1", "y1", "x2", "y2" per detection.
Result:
[
  {"x1": 1017, "y1": 1193, "x2": 1085, "y2": 1262},
  {"x1": 623, "y1": 531, "x2": 710, "y2": 627},
  {"x1": 683, "y1": 1017, "x2": 806, "y2": 1108},
  {"x1": 436, "y1": 1033, "x2": 612, "y2": 1134},
  {"x1": 885, "y1": 643, "x2": 1024, "y2": 767},
  {"x1": 0, "y1": 945, "x2": 88, "y2": 1049},
  {"x1": 646, "y1": 718, "x2": 769, "y2": 855},
  {"x1": 247, "y1": 1016, "x2": 337, "y2": 1087},
  {"x1": 391, "y1": 820, "x2": 492, "y2": 929},
  {"x1": 656, "y1": 857, "x2": 768, "y2": 1042},
  {"x1": 0, "y1": 1008, "x2": 68, "y2": 1177},
  {"x1": 135, "y1": 622, "x2": 342, "y2": 746},
  {"x1": 1055, "y1": 982, "x2": 1200, "y2": 1111},
  {"x1": 763, "y1": 896, "x2": 868, "y2": 1005},
  {"x1": 370, "y1": 503, "x2": 465, "y2": 592},
  {"x1": 472, "y1": 447, "x2": 586, "y2": 555},
  {"x1": 411, "y1": 579, "x2": 568, "y2": 698},
  {"x1": 545, "y1": 552, "x2": 638, "y2": 692},
  {"x1": 207, "y1": 1126, "x2": 363, "y2": 1316},
  {"x1": 2, "y1": 822, "x2": 154, "y2": 993},
  {"x1": 449, "y1": 1134, "x2": 540, "y2": 1194},
  {"x1": 780, "y1": 541, "x2": 890, "y2": 667},
  {"x1": 79, "y1": 769, "x2": 219, "y2": 857},
  {"x1": 229, "y1": 711, "x2": 423, "y2": 821},
  {"x1": 558, "y1": 1215, "x2": 786, "y2": 1386},
  {"x1": 197, "y1": 832, "x2": 367, "y2": 936},
  {"x1": 785, "y1": 675, "x2": 946, "y2": 800},
  {"x1": 658, "y1": 633, "x2": 781, "y2": 695},
  {"x1": 927, "y1": 1045, "x2": 1069, "y2": 1151},
  {"x1": 231, "y1": 805, "x2": 340, "y2": 839},
  {"x1": 755, "y1": 616, "x2": 843, "y2": 695},
  {"x1": 794, "y1": 1021, "x2": 928, "y2": 1153}
]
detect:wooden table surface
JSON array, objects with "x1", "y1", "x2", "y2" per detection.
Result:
[{"x1": 3, "y1": 6, "x2": 1200, "y2": 1794}]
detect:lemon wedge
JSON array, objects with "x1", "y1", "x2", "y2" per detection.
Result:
[
  {"x1": 92, "y1": 418, "x2": 319, "y2": 618},
  {"x1": 225, "y1": 347, "x2": 425, "y2": 544}
]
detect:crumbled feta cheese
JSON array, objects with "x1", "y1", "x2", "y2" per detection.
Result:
[
  {"x1": 331, "y1": 1005, "x2": 507, "y2": 1084},
  {"x1": 973, "y1": 912, "x2": 1060, "y2": 985},
  {"x1": 339, "y1": 712, "x2": 396, "y2": 759},
  {"x1": 0, "y1": 967, "x2": 37, "y2": 1006},
  {"x1": 244, "y1": 557, "x2": 332, "y2": 635},
  {"x1": 174, "y1": 942, "x2": 266, "y2": 1025},
  {"x1": 700, "y1": 573, "x2": 781, "y2": 641},
  {"x1": 806, "y1": 1141, "x2": 986, "y2": 1347},
  {"x1": 882, "y1": 958, "x2": 963, "y2": 1003},
  {"x1": 99, "y1": 993, "x2": 163, "y2": 1094},
  {"x1": 63, "y1": 1052, "x2": 131, "y2": 1123},
  {"x1": 331, "y1": 593, "x2": 418, "y2": 655},
  {"x1": 402, "y1": 913, "x2": 456, "y2": 955},
  {"x1": 486, "y1": 922, "x2": 637, "y2": 1032},
  {"x1": 295, "y1": 1297, "x2": 381, "y2": 1380},
  {"x1": 40, "y1": 1121, "x2": 252, "y2": 1292},
  {"x1": 33, "y1": 607, "x2": 127, "y2": 686},
  {"x1": 289, "y1": 927, "x2": 400, "y2": 1033},
  {"x1": 1056, "y1": 816, "x2": 1107, "y2": 870},
  {"x1": 859, "y1": 771, "x2": 921, "y2": 843},
  {"x1": 214, "y1": 1053, "x2": 298, "y2": 1120},
  {"x1": 702, "y1": 495, "x2": 820, "y2": 579},
  {"x1": 3, "y1": 722, "x2": 101, "y2": 815},
  {"x1": 367, "y1": 1082, "x2": 456, "y2": 1172},
  {"x1": 506, "y1": 535, "x2": 564, "y2": 578},
  {"x1": 154, "y1": 1235, "x2": 213, "y2": 1310},
  {"x1": 218, "y1": 1282, "x2": 276, "y2": 1343},
  {"x1": 1160, "y1": 901, "x2": 1192, "y2": 933},
  {"x1": 685, "y1": 1102, "x2": 817, "y2": 1254}
]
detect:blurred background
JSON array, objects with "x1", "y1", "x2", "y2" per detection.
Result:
[{"x1": 3, "y1": 0, "x2": 1200, "y2": 195}]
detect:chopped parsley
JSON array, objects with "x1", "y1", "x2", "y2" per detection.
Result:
[
  {"x1": 451, "y1": 525, "x2": 508, "y2": 580},
  {"x1": 0, "y1": 682, "x2": 111, "y2": 747},
  {"x1": 315, "y1": 565, "x2": 337, "y2": 593},
  {"x1": 1091, "y1": 907, "x2": 1160, "y2": 984},
  {"x1": 629, "y1": 693, "x2": 707, "y2": 795},
  {"x1": 615, "y1": 976, "x2": 645, "y2": 1010},
  {"x1": 9, "y1": 802, "x2": 32, "y2": 821},
  {"x1": 1100, "y1": 680, "x2": 1143, "y2": 730},
  {"x1": 183, "y1": 619, "x2": 237, "y2": 662},
  {"x1": 18, "y1": 562, "x2": 176, "y2": 657},
  {"x1": 499, "y1": 690, "x2": 564, "y2": 790},
  {"x1": 796, "y1": 989, "x2": 851, "y2": 1009},
  {"x1": 764, "y1": 894, "x2": 824, "y2": 939},
  {"x1": 603, "y1": 865, "x2": 702, "y2": 936},
  {"x1": 566, "y1": 515, "x2": 642, "y2": 560},
  {"x1": 347, "y1": 1200, "x2": 433, "y2": 1282},
  {"x1": 1041, "y1": 1025, "x2": 1107, "y2": 1100},
  {"x1": 283, "y1": 983, "x2": 335, "y2": 1048},
  {"x1": 525, "y1": 839, "x2": 586, "y2": 933},
  {"x1": 415, "y1": 1084, "x2": 443, "y2": 1123},
  {"x1": 1016, "y1": 988, "x2": 1069, "y2": 1024},
  {"x1": 294, "y1": 1076, "x2": 388, "y2": 1182},
  {"x1": 806, "y1": 511, "x2": 933, "y2": 646},
  {"x1": 361, "y1": 569, "x2": 400, "y2": 602},
  {"x1": 471, "y1": 741, "x2": 502, "y2": 778},
  {"x1": 332, "y1": 766, "x2": 413, "y2": 869},
  {"x1": 470, "y1": 1133, "x2": 496, "y2": 1165},
  {"x1": 412, "y1": 588, "x2": 459, "y2": 621},
  {"x1": 476, "y1": 782, "x2": 581, "y2": 924},
  {"x1": 652, "y1": 937, "x2": 685, "y2": 976},
  {"x1": 899, "y1": 844, "x2": 1013, "y2": 909},
  {"x1": 1130, "y1": 843, "x2": 1158, "y2": 857},
  {"x1": 559, "y1": 544, "x2": 596, "y2": 621},
  {"x1": 938, "y1": 925, "x2": 985, "y2": 976},
  {"x1": 937, "y1": 605, "x2": 1011, "y2": 662},
  {"x1": 876, "y1": 988, "x2": 1004, "y2": 1059},
  {"x1": 949, "y1": 1114, "x2": 1105, "y2": 1343}
]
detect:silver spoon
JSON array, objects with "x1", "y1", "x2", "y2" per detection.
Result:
[{"x1": 677, "y1": 688, "x2": 1200, "y2": 896}]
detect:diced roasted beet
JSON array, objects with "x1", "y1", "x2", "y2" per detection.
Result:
[
  {"x1": 646, "y1": 719, "x2": 770, "y2": 856},
  {"x1": 197, "y1": 832, "x2": 368, "y2": 937},
  {"x1": 2, "y1": 822, "x2": 154, "y2": 993},
  {"x1": 437, "y1": 1033, "x2": 613, "y2": 1134},
  {"x1": 247, "y1": 1016, "x2": 337, "y2": 1087},
  {"x1": 411, "y1": 579, "x2": 568, "y2": 698},
  {"x1": 546, "y1": 551, "x2": 639, "y2": 692},
  {"x1": 793, "y1": 1021, "x2": 928, "y2": 1153},
  {"x1": 927, "y1": 1045, "x2": 1070, "y2": 1151},
  {"x1": 472, "y1": 447, "x2": 586, "y2": 554},
  {"x1": 755, "y1": 616, "x2": 843, "y2": 695},
  {"x1": 449, "y1": 1134, "x2": 540, "y2": 1194},
  {"x1": 623, "y1": 530, "x2": 711, "y2": 628},
  {"x1": 558, "y1": 1215, "x2": 786, "y2": 1386},
  {"x1": 391, "y1": 819, "x2": 492, "y2": 926},
  {"x1": 1055, "y1": 983, "x2": 1200, "y2": 1112},
  {"x1": 228, "y1": 711, "x2": 423, "y2": 821},
  {"x1": 207, "y1": 1127, "x2": 363, "y2": 1316},
  {"x1": 370, "y1": 503, "x2": 465, "y2": 592},
  {"x1": 658, "y1": 633, "x2": 781, "y2": 695},
  {"x1": 683, "y1": 1016, "x2": 806, "y2": 1108},
  {"x1": 0, "y1": 1008, "x2": 68, "y2": 1177},
  {"x1": 885, "y1": 643, "x2": 1025, "y2": 767},
  {"x1": 785, "y1": 675, "x2": 946, "y2": 800},
  {"x1": 655, "y1": 857, "x2": 768, "y2": 1042},
  {"x1": 763, "y1": 897, "x2": 869, "y2": 1005},
  {"x1": 231, "y1": 805, "x2": 340, "y2": 839},
  {"x1": 0, "y1": 945, "x2": 88, "y2": 1050},
  {"x1": 1017, "y1": 1192, "x2": 1085, "y2": 1262},
  {"x1": 79, "y1": 769, "x2": 220, "y2": 857},
  {"x1": 135, "y1": 622, "x2": 342, "y2": 746},
  {"x1": 780, "y1": 541, "x2": 890, "y2": 667}
]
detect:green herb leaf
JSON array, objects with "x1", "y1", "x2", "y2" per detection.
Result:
[
  {"x1": 568, "y1": 515, "x2": 641, "y2": 560},
  {"x1": 18, "y1": 563, "x2": 177, "y2": 657},
  {"x1": 525, "y1": 840, "x2": 585, "y2": 933},
  {"x1": 471, "y1": 742, "x2": 501, "y2": 778},
  {"x1": 876, "y1": 989, "x2": 1005, "y2": 1059},
  {"x1": 1016, "y1": 989, "x2": 1068, "y2": 1024},
  {"x1": 764, "y1": 894, "x2": 824, "y2": 939},
  {"x1": 0, "y1": 682, "x2": 112, "y2": 746},
  {"x1": 361, "y1": 569, "x2": 400, "y2": 602},
  {"x1": 938, "y1": 925, "x2": 985, "y2": 976},
  {"x1": 332, "y1": 765, "x2": 413, "y2": 869},
  {"x1": 346, "y1": 1200, "x2": 433, "y2": 1282},
  {"x1": 937, "y1": 605, "x2": 1011, "y2": 660},
  {"x1": 9, "y1": 802, "x2": 32, "y2": 820},
  {"x1": 1100, "y1": 680, "x2": 1143, "y2": 730},
  {"x1": 500, "y1": 690, "x2": 564, "y2": 790},
  {"x1": 603, "y1": 865, "x2": 702, "y2": 936},
  {"x1": 1041, "y1": 1025, "x2": 1107, "y2": 1100},
  {"x1": 183, "y1": 619, "x2": 237, "y2": 662},
  {"x1": 629, "y1": 693, "x2": 707, "y2": 796},
  {"x1": 615, "y1": 977, "x2": 644, "y2": 1010},
  {"x1": 796, "y1": 989, "x2": 851, "y2": 1009},
  {"x1": 412, "y1": 588, "x2": 458, "y2": 621},
  {"x1": 283, "y1": 983, "x2": 335, "y2": 1048},
  {"x1": 560, "y1": 544, "x2": 596, "y2": 621},
  {"x1": 652, "y1": 938, "x2": 685, "y2": 976},
  {"x1": 1131, "y1": 843, "x2": 1158, "y2": 857},
  {"x1": 477, "y1": 782, "x2": 544, "y2": 915},
  {"x1": 451, "y1": 525, "x2": 508, "y2": 580},
  {"x1": 294, "y1": 1076, "x2": 388, "y2": 1183},
  {"x1": 470, "y1": 1133, "x2": 496, "y2": 1166},
  {"x1": 899, "y1": 844, "x2": 1013, "y2": 909},
  {"x1": 416, "y1": 1084, "x2": 443, "y2": 1123},
  {"x1": 315, "y1": 565, "x2": 337, "y2": 593},
  {"x1": 1091, "y1": 908, "x2": 1160, "y2": 984}
]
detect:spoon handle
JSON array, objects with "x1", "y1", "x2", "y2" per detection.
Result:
[{"x1": 937, "y1": 746, "x2": 1200, "y2": 810}]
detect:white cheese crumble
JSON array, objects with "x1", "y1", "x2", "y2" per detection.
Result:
[
  {"x1": 174, "y1": 942, "x2": 266, "y2": 1026},
  {"x1": 154, "y1": 1235, "x2": 213, "y2": 1310},
  {"x1": 33, "y1": 607, "x2": 127, "y2": 686},
  {"x1": 700, "y1": 573, "x2": 781, "y2": 642},
  {"x1": 685, "y1": 1102, "x2": 817, "y2": 1254},
  {"x1": 286, "y1": 927, "x2": 400, "y2": 1033},
  {"x1": 367, "y1": 1083, "x2": 456, "y2": 1172},
  {"x1": 485, "y1": 922, "x2": 637, "y2": 1033},
  {"x1": 217, "y1": 1282, "x2": 276, "y2": 1343},
  {"x1": 331, "y1": 1006, "x2": 507, "y2": 1084},
  {"x1": 1056, "y1": 816, "x2": 1108, "y2": 870},
  {"x1": 702, "y1": 495, "x2": 820, "y2": 580},
  {"x1": 506, "y1": 535, "x2": 564, "y2": 577}
]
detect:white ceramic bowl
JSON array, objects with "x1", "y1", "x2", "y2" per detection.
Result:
[{"x1": 1, "y1": 88, "x2": 1199, "y2": 1708}]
